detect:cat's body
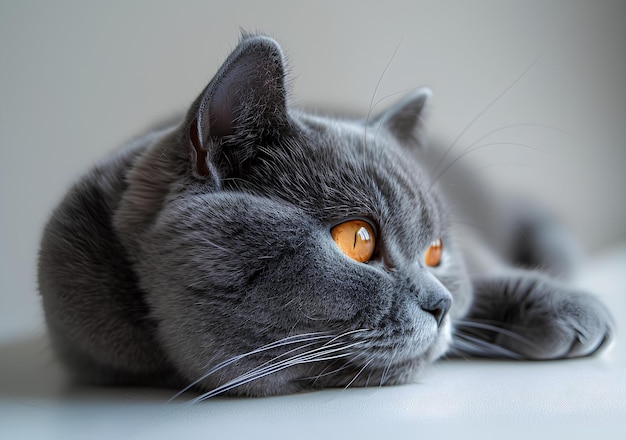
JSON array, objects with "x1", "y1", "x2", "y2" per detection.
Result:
[{"x1": 38, "y1": 35, "x2": 613, "y2": 397}]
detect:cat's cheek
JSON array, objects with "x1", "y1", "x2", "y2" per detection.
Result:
[{"x1": 290, "y1": 241, "x2": 394, "y2": 325}]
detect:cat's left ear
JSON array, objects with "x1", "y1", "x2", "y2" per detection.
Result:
[
  {"x1": 188, "y1": 34, "x2": 289, "y2": 179},
  {"x1": 373, "y1": 87, "x2": 432, "y2": 147}
]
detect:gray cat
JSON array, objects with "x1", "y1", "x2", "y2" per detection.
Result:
[{"x1": 38, "y1": 34, "x2": 614, "y2": 398}]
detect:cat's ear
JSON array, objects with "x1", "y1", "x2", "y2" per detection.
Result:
[
  {"x1": 188, "y1": 35, "x2": 289, "y2": 179},
  {"x1": 374, "y1": 87, "x2": 432, "y2": 147}
]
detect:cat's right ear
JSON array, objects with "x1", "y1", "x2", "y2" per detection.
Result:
[
  {"x1": 374, "y1": 87, "x2": 432, "y2": 148},
  {"x1": 187, "y1": 35, "x2": 288, "y2": 180}
]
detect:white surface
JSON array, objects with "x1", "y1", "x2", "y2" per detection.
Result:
[{"x1": 1, "y1": 245, "x2": 624, "y2": 439}]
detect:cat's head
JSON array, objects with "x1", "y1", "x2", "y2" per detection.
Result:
[{"x1": 115, "y1": 34, "x2": 472, "y2": 396}]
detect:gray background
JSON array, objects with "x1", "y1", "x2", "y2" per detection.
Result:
[{"x1": 1, "y1": 0, "x2": 625, "y2": 341}]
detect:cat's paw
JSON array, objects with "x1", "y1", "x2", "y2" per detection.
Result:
[
  {"x1": 461, "y1": 275, "x2": 616, "y2": 360},
  {"x1": 496, "y1": 286, "x2": 614, "y2": 360}
]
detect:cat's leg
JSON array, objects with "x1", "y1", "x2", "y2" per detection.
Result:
[{"x1": 452, "y1": 272, "x2": 614, "y2": 359}]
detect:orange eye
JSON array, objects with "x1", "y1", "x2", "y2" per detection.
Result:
[
  {"x1": 424, "y1": 238, "x2": 443, "y2": 267},
  {"x1": 331, "y1": 220, "x2": 376, "y2": 263}
]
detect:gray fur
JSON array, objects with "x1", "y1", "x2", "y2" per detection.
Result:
[{"x1": 38, "y1": 34, "x2": 614, "y2": 397}]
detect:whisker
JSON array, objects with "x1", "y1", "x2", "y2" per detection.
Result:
[
  {"x1": 448, "y1": 336, "x2": 496, "y2": 357},
  {"x1": 250, "y1": 332, "x2": 369, "y2": 375},
  {"x1": 462, "y1": 122, "x2": 569, "y2": 152},
  {"x1": 343, "y1": 357, "x2": 375, "y2": 390},
  {"x1": 168, "y1": 332, "x2": 333, "y2": 402},
  {"x1": 364, "y1": 36, "x2": 404, "y2": 150},
  {"x1": 371, "y1": 87, "x2": 427, "y2": 144},
  {"x1": 246, "y1": 340, "x2": 336, "y2": 375},
  {"x1": 372, "y1": 87, "x2": 426, "y2": 120},
  {"x1": 430, "y1": 142, "x2": 542, "y2": 189},
  {"x1": 325, "y1": 328, "x2": 369, "y2": 345},
  {"x1": 454, "y1": 319, "x2": 535, "y2": 346},
  {"x1": 189, "y1": 332, "x2": 370, "y2": 402},
  {"x1": 379, "y1": 346, "x2": 398, "y2": 386},
  {"x1": 432, "y1": 57, "x2": 540, "y2": 177},
  {"x1": 365, "y1": 365, "x2": 377, "y2": 387},
  {"x1": 452, "y1": 333, "x2": 524, "y2": 359},
  {"x1": 190, "y1": 341, "x2": 367, "y2": 402},
  {"x1": 300, "y1": 361, "x2": 353, "y2": 384}
]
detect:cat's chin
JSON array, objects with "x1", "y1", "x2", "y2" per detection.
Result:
[
  {"x1": 353, "y1": 314, "x2": 452, "y2": 367},
  {"x1": 308, "y1": 319, "x2": 453, "y2": 390},
  {"x1": 392, "y1": 320, "x2": 452, "y2": 384},
  {"x1": 186, "y1": 320, "x2": 452, "y2": 397},
  {"x1": 307, "y1": 330, "x2": 452, "y2": 390}
]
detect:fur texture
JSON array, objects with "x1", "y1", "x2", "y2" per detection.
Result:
[{"x1": 38, "y1": 34, "x2": 614, "y2": 397}]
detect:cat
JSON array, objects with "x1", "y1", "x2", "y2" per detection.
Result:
[{"x1": 38, "y1": 33, "x2": 614, "y2": 399}]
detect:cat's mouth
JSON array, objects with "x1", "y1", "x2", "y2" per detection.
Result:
[
  {"x1": 295, "y1": 322, "x2": 452, "y2": 389},
  {"x1": 297, "y1": 317, "x2": 452, "y2": 388},
  {"x1": 351, "y1": 318, "x2": 451, "y2": 368}
]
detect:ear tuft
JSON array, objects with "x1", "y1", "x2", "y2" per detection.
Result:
[
  {"x1": 188, "y1": 34, "x2": 289, "y2": 180},
  {"x1": 189, "y1": 117, "x2": 210, "y2": 179},
  {"x1": 197, "y1": 35, "x2": 288, "y2": 144}
]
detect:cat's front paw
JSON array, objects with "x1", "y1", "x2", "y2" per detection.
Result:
[
  {"x1": 497, "y1": 286, "x2": 614, "y2": 360},
  {"x1": 461, "y1": 275, "x2": 616, "y2": 360}
]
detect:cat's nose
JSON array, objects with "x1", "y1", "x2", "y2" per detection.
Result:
[
  {"x1": 414, "y1": 271, "x2": 452, "y2": 327},
  {"x1": 421, "y1": 295, "x2": 451, "y2": 327}
]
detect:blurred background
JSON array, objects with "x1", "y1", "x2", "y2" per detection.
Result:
[{"x1": 1, "y1": 0, "x2": 625, "y2": 341}]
